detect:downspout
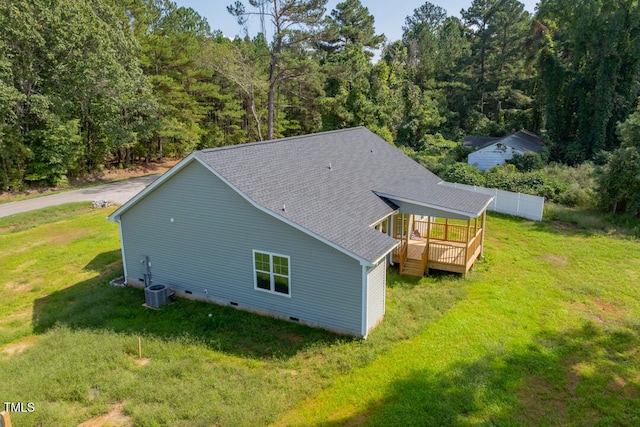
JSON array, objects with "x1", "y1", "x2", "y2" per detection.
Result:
[
  {"x1": 361, "y1": 264, "x2": 368, "y2": 338},
  {"x1": 389, "y1": 216, "x2": 395, "y2": 266}
]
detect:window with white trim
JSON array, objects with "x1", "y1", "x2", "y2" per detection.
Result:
[{"x1": 253, "y1": 250, "x2": 290, "y2": 296}]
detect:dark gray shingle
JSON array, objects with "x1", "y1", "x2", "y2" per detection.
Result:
[{"x1": 196, "y1": 127, "x2": 492, "y2": 264}]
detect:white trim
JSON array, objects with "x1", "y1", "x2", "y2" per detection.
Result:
[
  {"x1": 368, "y1": 210, "x2": 398, "y2": 228},
  {"x1": 371, "y1": 243, "x2": 398, "y2": 266},
  {"x1": 117, "y1": 219, "x2": 128, "y2": 279},
  {"x1": 374, "y1": 192, "x2": 493, "y2": 219},
  {"x1": 361, "y1": 264, "x2": 368, "y2": 338},
  {"x1": 252, "y1": 249, "x2": 291, "y2": 298}
]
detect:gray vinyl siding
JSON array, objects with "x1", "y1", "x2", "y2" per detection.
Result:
[
  {"x1": 468, "y1": 144, "x2": 524, "y2": 171},
  {"x1": 366, "y1": 260, "x2": 386, "y2": 334},
  {"x1": 119, "y1": 160, "x2": 364, "y2": 335}
]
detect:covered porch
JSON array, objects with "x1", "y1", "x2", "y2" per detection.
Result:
[{"x1": 390, "y1": 213, "x2": 486, "y2": 277}]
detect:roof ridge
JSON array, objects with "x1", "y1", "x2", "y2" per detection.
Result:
[{"x1": 197, "y1": 126, "x2": 368, "y2": 154}]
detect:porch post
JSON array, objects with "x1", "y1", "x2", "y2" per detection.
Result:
[
  {"x1": 480, "y1": 210, "x2": 487, "y2": 257},
  {"x1": 464, "y1": 219, "x2": 470, "y2": 264},
  {"x1": 445, "y1": 218, "x2": 449, "y2": 241},
  {"x1": 426, "y1": 217, "x2": 431, "y2": 271}
]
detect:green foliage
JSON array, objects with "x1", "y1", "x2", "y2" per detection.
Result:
[
  {"x1": 1, "y1": 0, "x2": 639, "y2": 221},
  {"x1": 506, "y1": 152, "x2": 545, "y2": 172},
  {"x1": 439, "y1": 162, "x2": 485, "y2": 186},
  {"x1": 0, "y1": 0, "x2": 158, "y2": 184},
  {"x1": 544, "y1": 162, "x2": 597, "y2": 207},
  {"x1": 396, "y1": 83, "x2": 446, "y2": 150},
  {"x1": 536, "y1": 0, "x2": 640, "y2": 162},
  {"x1": 228, "y1": 0, "x2": 328, "y2": 140},
  {"x1": 421, "y1": 137, "x2": 598, "y2": 207},
  {"x1": 597, "y1": 100, "x2": 640, "y2": 216},
  {"x1": 484, "y1": 164, "x2": 562, "y2": 199},
  {"x1": 461, "y1": 0, "x2": 533, "y2": 127}
]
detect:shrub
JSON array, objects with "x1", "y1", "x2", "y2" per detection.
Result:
[
  {"x1": 438, "y1": 162, "x2": 485, "y2": 186},
  {"x1": 506, "y1": 152, "x2": 544, "y2": 172},
  {"x1": 542, "y1": 163, "x2": 597, "y2": 207}
]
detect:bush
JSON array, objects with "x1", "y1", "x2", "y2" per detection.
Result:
[
  {"x1": 506, "y1": 152, "x2": 544, "y2": 172},
  {"x1": 438, "y1": 162, "x2": 485, "y2": 186},
  {"x1": 543, "y1": 163, "x2": 596, "y2": 207},
  {"x1": 484, "y1": 164, "x2": 565, "y2": 200}
]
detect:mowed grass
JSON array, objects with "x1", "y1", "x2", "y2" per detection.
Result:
[{"x1": 1, "y1": 205, "x2": 639, "y2": 426}]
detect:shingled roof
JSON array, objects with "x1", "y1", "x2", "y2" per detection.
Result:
[
  {"x1": 111, "y1": 127, "x2": 493, "y2": 265},
  {"x1": 465, "y1": 130, "x2": 543, "y2": 152}
]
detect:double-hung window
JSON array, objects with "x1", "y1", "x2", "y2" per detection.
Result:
[{"x1": 253, "y1": 250, "x2": 290, "y2": 296}]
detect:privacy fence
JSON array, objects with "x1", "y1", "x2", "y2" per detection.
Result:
[{"x1": 441, "y1": 182, "x2": 545, "y2": 221}]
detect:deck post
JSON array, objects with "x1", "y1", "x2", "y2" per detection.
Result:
[
  {"x1": 480, "y1": 210, "x2": 487, "y2": 257},
  {"x1": 445, "y1": 218, "x2": 449, "y2": 241},
  {"x1": 425, "y1": 217, "x2": 431, "y2": 274},
  {"x1": 464, "y1": 219, "x2": 470, "y2": 266}
]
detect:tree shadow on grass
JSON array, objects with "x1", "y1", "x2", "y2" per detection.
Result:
[
  {"x1": 324, "y1": 322, "x2": 640, "y2": 426},
  {"x1": 32, "y1": 252, "x2": 347, "y2": 361}
]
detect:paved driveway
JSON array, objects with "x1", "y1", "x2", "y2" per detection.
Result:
[{"x1": 0, "y1": 175, "x2": 160, "y2": 218}]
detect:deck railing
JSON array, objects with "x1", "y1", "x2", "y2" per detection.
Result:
[
  {"x1": 421, "y1": 240, "x2": 429, "y2": 272},
  {"x1": 413, "y1": 220, "x2": 478, "y2": 243},
  {"x1": 429, "y1": 242, "x2": 463, "y2": 265},
  {"x1": 466, "y1": 230, "x2": 483, "y2": 265},
  {"x1": 393, "y1": 240, "x2": 408, "y2": 271},
  {"x1": 392, "y1": 215, "x2": 485, "y2": 275}
]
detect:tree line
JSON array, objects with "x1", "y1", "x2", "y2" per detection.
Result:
[{"x1": 1, "y1": 0, "x2": 639, "y2": 211}]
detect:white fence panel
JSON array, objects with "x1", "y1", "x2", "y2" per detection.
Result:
[{"x1": 441, "y1": 182, "x2": 544, "y2": 221}]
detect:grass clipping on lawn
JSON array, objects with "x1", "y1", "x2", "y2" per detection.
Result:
[{"x1": 0, "y1": 205, "x2": 639, "y2": 426}]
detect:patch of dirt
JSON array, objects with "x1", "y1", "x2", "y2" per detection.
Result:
[
  {"x1": 134, "y1": 357, "x2": 151, "y2": 367},
  {"x1": 592, "y1": 299, "x2": 622, "y2": 315},
  {"x1": 78, "y1": 403, "x2": 133, "y2": 427},
  {"x1": 0, "y1": 159, "x2": 179, "y2": 202},
  {"x1": 567, "y1": 299, "x2": 624, "y2": 326},
  {"x1": 5, "y1": 280, "x2": 32, "y2": 293},
  {"x1": 48, "y1": 228, "x2": 88, "y2": 246},
  {"x1": 282, "y1": 332, "x2": 304, "y2": 345},
  {"x1": 1, "y1": 335, "x2": 39, "y2": 358}
]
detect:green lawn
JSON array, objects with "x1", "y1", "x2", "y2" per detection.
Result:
[{"x1": 1, "y1": 205, "x2": 639, "y2": 426}]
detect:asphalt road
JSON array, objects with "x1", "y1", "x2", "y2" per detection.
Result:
[{"x1": 0, "y1": 175, "x2": 160, "y2": 218}]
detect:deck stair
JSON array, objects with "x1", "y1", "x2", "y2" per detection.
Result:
[{"x1": 401, "y1": 258, "x2": 424, "y2": 277}]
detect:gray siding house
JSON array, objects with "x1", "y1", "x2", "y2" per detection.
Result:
[
  {"x1": 466, "y1": 130, "x2": 543, "y2": 171},
  {"x1": 108, "y1": 127, "x2": 492, "y2": 337}
]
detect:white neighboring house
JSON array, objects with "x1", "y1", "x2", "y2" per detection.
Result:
[{"x1": 466, "y1": 130, "x2": 543, "y2": 172}]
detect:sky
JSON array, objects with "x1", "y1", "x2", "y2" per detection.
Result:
[{"x1": 173, "y1": 0, "x2": 539, "y2": 44}]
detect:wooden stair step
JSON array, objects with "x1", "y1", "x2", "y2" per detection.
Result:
[{"x1": 401, "y1": 259, "x2": 425, "y2": 277}]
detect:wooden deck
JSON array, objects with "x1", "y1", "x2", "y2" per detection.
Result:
[{"x1": 391, "y1": 216, "x2": 485, "y2": 277}]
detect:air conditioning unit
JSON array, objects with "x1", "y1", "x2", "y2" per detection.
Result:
[{"x1": 144, "y1": 284, "x2": 169, "y2": 308}]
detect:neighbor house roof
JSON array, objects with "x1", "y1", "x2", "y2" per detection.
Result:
[
  {"x1": 465, "y1": 130, "x2": 543, "y2": 153},
  {"x1": 109, "y1": 127, "x2": 493, "y2": 265}
]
